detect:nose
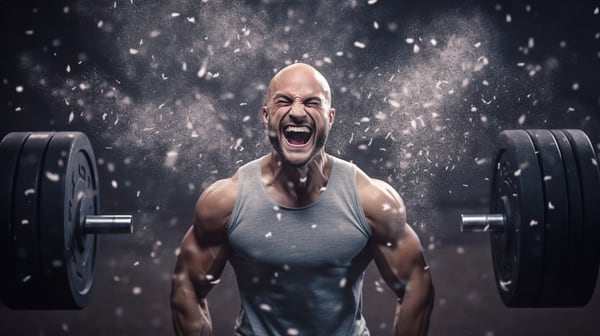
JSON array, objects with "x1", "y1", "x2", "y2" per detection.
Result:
[{"x1": 288, "y1": 101, "x2": 308, "y2": 121}]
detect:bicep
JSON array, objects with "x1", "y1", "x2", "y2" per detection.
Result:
[
  {"x1": 173, "y1": 225, "x2": 229, "y2": 301},
  {"x1": 361, "y1": 179, "x2": 428, "y2": 297},
  {"x1": 370, "y1": 223, "x2": 429, "y2": 297},
  {"x1": 173, "y1": 180, "x2": 235, "y2": 299}
]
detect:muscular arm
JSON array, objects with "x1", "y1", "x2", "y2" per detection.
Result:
[
  {"x1": 357, "y1": 173, "x2": 434, "y2": 336},
  {"x1": 170, "y1": 178, "x2": 236, "y2": 336}
]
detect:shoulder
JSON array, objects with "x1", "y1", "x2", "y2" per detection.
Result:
[
  {"x1": 354, "y1": 167, "x2": 407, "y2": 241},
  {"x1": 193, "y1": 175, "x2": 238, "y2": 240}
]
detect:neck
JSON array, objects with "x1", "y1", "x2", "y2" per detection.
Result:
[{"x1": 264, "y1": 150, "x2": 331, "y2": 205}]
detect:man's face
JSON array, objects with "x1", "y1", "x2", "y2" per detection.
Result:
[{"x1": 263, "y1": 65, "x2": 335, "y2": 167}]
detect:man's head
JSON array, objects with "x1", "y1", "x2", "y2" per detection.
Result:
[{"x1": 262, "y1": 63, "x2": 336, "y2": 167}]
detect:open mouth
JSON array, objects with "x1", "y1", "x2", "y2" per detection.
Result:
[{"x1": 283, "y1": 125, "x2": 313, "y2": 146}]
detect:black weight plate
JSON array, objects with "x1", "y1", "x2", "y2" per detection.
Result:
[
  {"x1": 39, "y1": 132, "x2": 99, "y2": 309},
  {"x1": 490, "y1": 130, "x2": 545, "y2": 307},
  {"x1": 563, "y1": 129, "x2": 600, "y2": 306},
  {"x1": 527, "y1": 130, "x2": 569, "y2": 307},
  {"x1": 550, "y1": 130, "x2": 584, "y2": 307},
  {"x1": 11, "y1": 133, "x2": 55, "y2": 309},
  {"x1": 0, "y1": 132, "x2": 31, "y2": 308}
]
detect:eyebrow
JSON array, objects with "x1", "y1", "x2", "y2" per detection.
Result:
[
  {"x1": 303, "y1": 96, "x2": 323, "y2": 102},
  {"x1": 272, "y1": 93, "x2": 292, "y2": 101},
  {"x1": 272, "y1": 93, "x2": 324, "y2": 103}
]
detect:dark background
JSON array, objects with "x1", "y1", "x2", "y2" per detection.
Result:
[{"x1": 1, "y1": 0, "x2": 599, "y2": 335}]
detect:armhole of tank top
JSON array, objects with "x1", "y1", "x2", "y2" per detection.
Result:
[
  {"x1": 225, "y1": 167, "x2": 247, "y2": 237},
  {"x1": 347, "y1": 160, "x2": 373, "y2": 238}
]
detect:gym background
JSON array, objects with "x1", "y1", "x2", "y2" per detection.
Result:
[{"x1": 1, "y1": 0, "x2": 599, "y2": 335}]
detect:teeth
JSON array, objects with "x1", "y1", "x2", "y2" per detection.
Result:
[{"x1": 285, "y1": 126, "x2": 311, "y2": 133}]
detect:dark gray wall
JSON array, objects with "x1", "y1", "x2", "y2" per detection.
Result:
[{"x1": 1, "y1": 0, "x2": 599, "y2": 335}]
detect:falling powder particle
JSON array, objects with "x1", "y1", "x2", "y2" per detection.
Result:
[
  {"x1": 353, "y1": 41, "x2": 366, "y2": 49},
  {"x1": 15, "y1": 86, "x2": 24, "y2": 93},
  {"x1": 129, "y1": 48, "x2": 139, "y2": 55},
  {"x1": 530, "y1": 220, "x2": 539, "y2": 226},
  {"x1": 111, "y1": 180, "x2": 118, "y2": 188},
  {"x1": 132, "y1": 286, "x2": 142, "y2": 295},
  {"x1": 499, "y1": 280, "x2": 512, "y2": 292},
  {"x1": 287, "y1": 328, "x2": 299, "y2": 336},
  {"x1": 46, "y1": 171, "x2": 60, "y2": 182},
  {"x1": 259, "y1": 303, "x2": 272, "y2": 312},
  {"x1": 265, "y1": 231, "x2": 273, "y2": 238},
  {"x1": 164, "y1": 149, "x2": 178, "y2": 168}
]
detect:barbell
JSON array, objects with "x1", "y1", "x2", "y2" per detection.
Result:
[
  {"x1": 2, "y1": 129, "x2": 598, "y2": 310},
  {"x1": 461, "y1": 129, "x2": 600, "y2": 308},
  {"x1": 0, "y1": 131, "x2": 133, "y2": 310}
]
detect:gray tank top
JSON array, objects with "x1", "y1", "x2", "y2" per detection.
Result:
[{"x1": 227, "y1": 156, "x2": 373, "y2": 336}]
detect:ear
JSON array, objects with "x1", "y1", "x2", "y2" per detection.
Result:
[
  {"x1": 328, "y1": 108, "x2": 336, "y2": 129},
  {"x1": 262, "y1": 106, "x2": 269, "y2": 124}
]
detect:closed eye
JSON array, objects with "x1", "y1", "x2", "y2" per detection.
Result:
[
  {"x1": 273, "y1": 94, "x2": 292, "y2": 105},
  {"x1": 304, "y1": 98, "x2": 322, "y2": 107}
]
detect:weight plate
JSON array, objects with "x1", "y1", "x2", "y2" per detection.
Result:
[
  {"x1": 562, "y1": 129, "x2": 600, "y2": 306},
  {"x1": 526, "y1": 130, "x2": 569, "y2": 307},
  {"x1": 550, "y1": 130, "x2": 584, "y2": 307},
  {"x1": 12, "y1": 133, "x2": 55, "y2": 309},
  {"x1": 39, "y1": 132, "x2": 99, "y2": 309},
  {"x1": 490, "y1": 130, "x2": 545, "y2": 307},
  {"x1": 0, "y1": 132, "x2": 31, "y2": 308}
]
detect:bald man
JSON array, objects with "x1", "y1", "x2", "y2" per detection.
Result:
[{"x1": 171, "y1": 63, "x2": 434, "y2": 336}]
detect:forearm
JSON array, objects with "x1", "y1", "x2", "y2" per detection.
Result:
[
  {"x1": 172, "y1": 296, "x2": 212, "y2": 336},
  {"x1": 393, "y1": 277, "x2": 434, "y2": 336},
  {"x1": 171, "y1": 283, "x2": 213, "y2": 336}
]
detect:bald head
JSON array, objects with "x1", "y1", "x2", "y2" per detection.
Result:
[{"x1": 266, "y1": 63, "x2": 332, "y2": 106}]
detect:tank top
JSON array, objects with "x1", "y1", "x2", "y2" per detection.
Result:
[{"x1": 226, "y1": 156, "x2": 373, "y2": 336}]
